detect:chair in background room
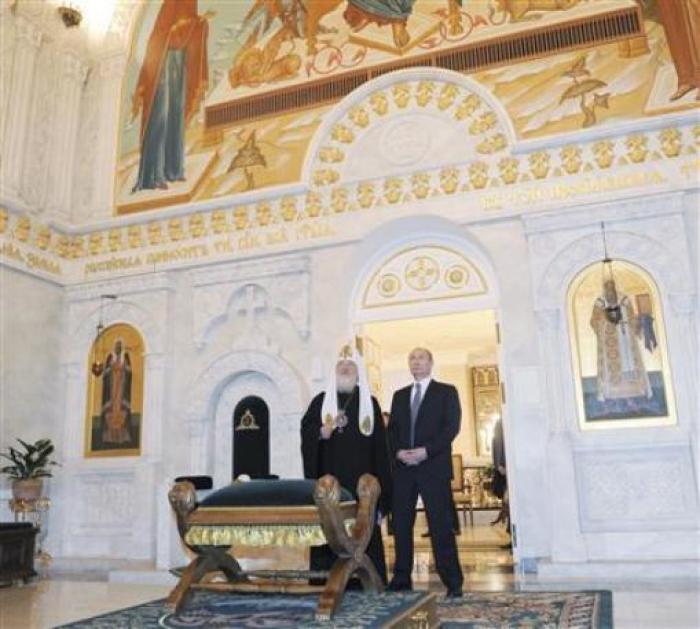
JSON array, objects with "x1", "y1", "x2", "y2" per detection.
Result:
[{"x1": 451, "y1": 454, "x2": 472, "y2": 527}]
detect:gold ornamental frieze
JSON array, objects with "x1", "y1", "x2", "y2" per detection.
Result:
[{"x1": 0, "y1": 122, "x2": 698, "y2": 284}]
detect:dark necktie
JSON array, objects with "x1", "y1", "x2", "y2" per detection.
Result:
[{"x1": 410, "y1": 382, "x2": 422, "y2": 447}]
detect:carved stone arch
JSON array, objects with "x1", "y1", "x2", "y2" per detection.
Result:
[
  {"x1": 186, "y1": 350, "x2": 306, "y2": 423},
  {"x1": 533, "y1": 225, "x2": 696, "y2": 436},
  {"x1": 60, "y1": 297, "x2": 167, "y2": 463},
  {"x1": 303, "y1": 67, "x2": 516, "y2": 188},
  {"x1": 186, "y1": 350, "x2": 308, "y2": 480},
  {"x1": 350, "y1": 214, "x2": 499, "y2": 323},
  {"x1": 69, "y1": 299, "x2": 162, "y2": 365},
  {"x1": 213, "y1": 373, "x2": 277, "y2": 486},
  {"x1": 97, "y1": 0, "x2": 152, "y2": 56},
  {"x1": 536, "y1": 230, "x2": 692, "y2": 312}
]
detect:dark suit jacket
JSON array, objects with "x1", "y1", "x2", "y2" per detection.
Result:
[{"x1": 388, "y1": 380, "x2": 461, "y2": 481}]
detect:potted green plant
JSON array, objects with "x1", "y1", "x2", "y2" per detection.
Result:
[{"x1": 0, "y1": 438, "x2": 58, "y2": 501}]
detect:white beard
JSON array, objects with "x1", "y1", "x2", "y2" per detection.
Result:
[{"x1": 336, "y1": 375, "x2": 357, "y2": 394}]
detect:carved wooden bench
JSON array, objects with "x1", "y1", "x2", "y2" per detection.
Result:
[{"x1": 167, "y1": 474, "x2": 383, "y2": 620}]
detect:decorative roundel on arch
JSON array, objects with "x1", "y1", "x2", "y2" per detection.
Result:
[
  {"x1": 361, "y1": 244, "x2": 488, "y2": 310},
  {"x1": 305, "y1": 69, "x2": 514, "y2": 188}
]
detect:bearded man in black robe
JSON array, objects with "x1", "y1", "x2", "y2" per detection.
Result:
[{"x1": 301, "y1": 344, "x2": 392, "y2": 585}]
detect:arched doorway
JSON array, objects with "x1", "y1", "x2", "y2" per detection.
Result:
[
  {"x1": 233, "y1": 396, "x2": 270, "y2": 479},
  {"x1": 186, "y1": 349, "x2": 307, "y2": 487},
  {"x1": 350, "y1": 220, "x2": 515, "y2": 566}
]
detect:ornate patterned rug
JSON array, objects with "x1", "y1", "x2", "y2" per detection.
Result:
[
  {"x1": 440, "y1": 590, "x2": 613, "y2": 628},
  {"x1": 56, "y1": 589, "x2": 612, "y2": 628},
  {"x1": 56, "y1": 591, "x2": 433, "y2": 628}
]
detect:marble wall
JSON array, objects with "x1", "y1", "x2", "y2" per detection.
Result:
[
  {"x1": 0, "y1": 267, "x2": 63, "y2": 521},
  {"x1": 44, "y1": 197, "x2": 698, "y2": 570},
  {"x1": 524, "y1": 191, "x2": 700, "y2": 567},
  {"x1": 1, "y1": 190, "x2": 698, "y2": 574},
  {"x1": 0, "y1": 267, "x2": 63, "y2": 442}
]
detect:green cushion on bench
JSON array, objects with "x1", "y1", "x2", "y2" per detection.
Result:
[
  {"x1": 185, "y1": 479, "x2": 357, "y2": 548},
  {"x1": 198, "y1": 479, "x2": 354, "y2": 508}
]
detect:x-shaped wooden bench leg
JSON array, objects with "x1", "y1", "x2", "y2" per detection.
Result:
[
  {"x1": 313, "y1": 473, "x2": 384, "y2": 620},
  {"x1": 166, "y1": 482, "x2": 245, "y2": 614}
]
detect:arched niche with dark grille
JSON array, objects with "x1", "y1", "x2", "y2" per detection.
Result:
[{"x1": 232, "y1": 396, "x2": 270, "y2": 479}]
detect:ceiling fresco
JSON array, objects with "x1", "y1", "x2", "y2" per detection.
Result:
[{"x1": 114, "y1": 0, "x2": 698, "y2": 214}]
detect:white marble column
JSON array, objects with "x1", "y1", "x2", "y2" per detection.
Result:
[
  {"x1": 53, "y1": 361, "x2": 84, "y2": 557},
  {"x1": 274, "y1": 412, "x2": 304, "y2": 479},
  {"x1": 61, "y1": 361, "x2": 87, "y2": 461},
  {"x1": 141, "y1": 351, "x2": 165, "y2": 460},
  {"x1": 89, "y1": 52, "x2": 126, "y2": 220},
  {"x1": 48, "y1": 51, "x2": 88, "y2": 221},
  {"x1": 1, "y1": 15, "x2": 42, "y2": 199},
  {"x1": 535, "y1": 309, "x2": 567, "y2": 434},
  {"x1": 668, "y1": 292, "x2": 700, "y2": 491},
  {"x1": 535, "y1": 308, "x2": 587, "y2": 562},
  {"x1": 186, "y1": 418, "x2": 208, "y2": 474},
  {"x1": 667, "y1": 292, "x2": 699, "y2": 424}
]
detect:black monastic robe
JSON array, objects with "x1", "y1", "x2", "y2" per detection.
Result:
[{"x1": 301, "y1": 387, "x2": 391, "y2": 584}]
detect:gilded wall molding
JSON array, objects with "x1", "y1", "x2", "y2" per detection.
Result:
[
  {"x1": 1, "y1": 119, "x2": 698, "y2": 284},
  {"x1": 361, "y1": 244, "x2": 487, "y2": 309},
  {"x1": 304, "y1": 72, "x2": 514, "y2": 188}
]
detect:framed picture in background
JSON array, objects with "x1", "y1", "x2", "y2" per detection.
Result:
[{"x1": 472, "y1": 365, "x2": 501, "y2": 457}]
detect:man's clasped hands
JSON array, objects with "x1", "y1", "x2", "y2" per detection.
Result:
[{"x1": 396, "y1": 447, "x2": 428, "y2": 466}]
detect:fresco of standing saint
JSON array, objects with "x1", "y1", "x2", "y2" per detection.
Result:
[
  {"x1": 568, "y1": 261, "x2": 676, "y2": 428},
  {"x1": 590, "y1": 278, "x2": 652, "y2": 404},
  {"x1": 115, "y1": 0, "x2": 692, "y2": 215},
  {"x1": 131, "y1": 0, "x2": 212, "y2": 192},
  {"x1": 656, "y1": 0, "x2": 700, "y2": 102},
  {"x1": 85, "y1": 324, "x2": 145, "y2": 456}
]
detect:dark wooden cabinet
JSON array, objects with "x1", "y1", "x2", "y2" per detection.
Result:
[{"x1": 0, "y1": 522, "x2": 38, "y2": 585}]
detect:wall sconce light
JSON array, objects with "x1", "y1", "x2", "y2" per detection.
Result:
[
  {"x1": 57, "y1": 2, "x2": 82, "y2": 28},
  {"x1": 598, "y1": 222, "x2": 622, "y2": 325},
  {"x1": 91, "y1": 294, "x2": 117, "y2": 376}
]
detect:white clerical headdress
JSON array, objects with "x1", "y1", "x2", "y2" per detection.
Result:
[{"x1": 321, "y1": 340, "x2": 374, "y2": 437}]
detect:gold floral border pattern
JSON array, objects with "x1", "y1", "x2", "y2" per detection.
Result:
[{"x1": 0, "y1": 124, "x2": 697, "y2": 273}]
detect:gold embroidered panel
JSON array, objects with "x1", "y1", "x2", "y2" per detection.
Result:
[{"x1": 185, "y1": 521, "x2": 355, "y2": 548}]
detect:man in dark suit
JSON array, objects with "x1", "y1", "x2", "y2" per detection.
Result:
[{"x1": 387, "y1": 347, "x2": 464, "y2": 597}]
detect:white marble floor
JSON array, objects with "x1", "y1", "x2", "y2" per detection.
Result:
[
  {"x1": 0, "y1": 580, "x2": 171, "y2": 629},
  {"x1": 1, "y1": 574, "x2": 698, "y2": 628}
]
